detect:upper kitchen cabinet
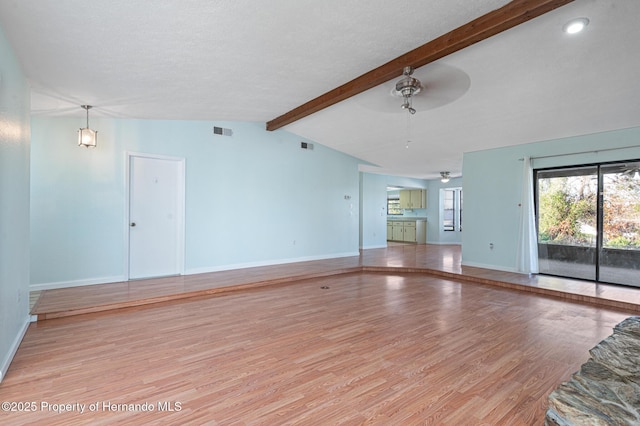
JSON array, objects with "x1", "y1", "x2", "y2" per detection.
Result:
[{"x1": 399, "y1": 189, "x2": 426, "y2": 209}]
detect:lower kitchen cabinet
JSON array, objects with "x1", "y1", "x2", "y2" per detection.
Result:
[
  {"x1": 391, "y1": 221, "x2": 404, "y2": 241},
  {"x1": 403, "y1": 221, "x2": 416, "y2": 242},
  {"x1": 387, "y1": 220, "x2": 426, "y2": 243}
]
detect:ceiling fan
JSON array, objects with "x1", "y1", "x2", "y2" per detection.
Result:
[
  {"x1": 354, "y1": 62, "x2": 471, "y2": 114},
  {"x1": 395, "y1": 66, "x2": 422, "y2": 115}
]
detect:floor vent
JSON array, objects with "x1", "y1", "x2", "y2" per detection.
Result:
[
  {"x1": 213, "y1": 126, "x2": 233, "y2": 137},
  {"x1": 301, "y1": 142, "x2": 314, "y2": 150}
]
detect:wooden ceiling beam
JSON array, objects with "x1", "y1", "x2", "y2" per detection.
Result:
[{"x1": 266, "y1": 0, "x2": 574, "y2": 131}]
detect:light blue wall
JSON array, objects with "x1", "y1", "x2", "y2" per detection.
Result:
[
  {"x1": 463, "y1": 127, "x2": 640, "y2": 272},
  {"x1": 30, "y1": 118, "x2": 361, "y2": 288},
  {"x1": 0, "y1": 25, "x2": 30, "y2": 382},
  {"x1": 360, "y1": 173, "x2": 388, "y2": 248}
]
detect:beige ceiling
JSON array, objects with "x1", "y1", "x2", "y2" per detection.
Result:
[{"x1": 1, "y1": 0, "x2": 639, "y2": 179}]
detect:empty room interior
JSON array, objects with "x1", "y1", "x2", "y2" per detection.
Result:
[{"x1": 1, "y1": 0, "x2": 640, "y2": 424}]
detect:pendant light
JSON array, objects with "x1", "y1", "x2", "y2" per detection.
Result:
[{"x1": 78, "y1": 105, "x2": 97, "y2": 148}]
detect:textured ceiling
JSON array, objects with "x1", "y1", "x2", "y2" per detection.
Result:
[{"x1": 1, "y1": 0, "x2": 639, "y2": 179}]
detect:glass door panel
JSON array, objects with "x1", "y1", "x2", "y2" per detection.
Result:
[
  {"x1": 536, "y1": 166, "x2": 598, "y2": 280},
  {"x1": 599, "y1": 162, "x2": 640, "y2": 286}
]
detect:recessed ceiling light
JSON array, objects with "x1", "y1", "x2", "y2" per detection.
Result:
[{"x1": 563, "y1": 17, "x2": 589, "y2": 34}]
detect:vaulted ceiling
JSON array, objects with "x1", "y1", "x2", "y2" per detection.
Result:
[{"x1": 1, "y1": 0, "x2": 639, "y2": 179}]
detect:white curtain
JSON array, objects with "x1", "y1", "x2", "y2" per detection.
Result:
[{"x1": 516, "y1": 156, "x2": 539, "y2": 274}]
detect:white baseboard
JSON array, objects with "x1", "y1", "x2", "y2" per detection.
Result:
[
  {"x1": 32, "y1": 250, "x2": 515, "y2": 294},
  {"x1": 30, "y1": 275, "x2": 127, "y2": 292},
  {"x1": 362, "y1": 244, "x2": 388, "y2": 250},
  {"x1": 461, "y1": 260, "x2": 519, "y2": 274},
  {"x1": 0, "y1": 315, "x2": 30, "y2": 384},
  {"x1": 186, "y1": 251, "x2": 360, "y2": 276},
  {"x1": 29, "y1": 252, "x2": 362, "y2": 291},
  {"x1": 426, "y1": 241, "x2": 462, "y2": 245}
]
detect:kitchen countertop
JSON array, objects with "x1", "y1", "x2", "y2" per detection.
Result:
[{"x1": 387, "y1": 217, "x2": 427, "y2": 221}]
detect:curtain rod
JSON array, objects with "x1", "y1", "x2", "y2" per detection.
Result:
[{"x1": 518, "y1": 144, "x2": 640, "y2": 161}]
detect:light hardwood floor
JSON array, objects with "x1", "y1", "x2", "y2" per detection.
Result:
[
  {"x1": 31, "y1": 245, "x2": 640, "y2": 319},
  {"x1": 3, "y1": 245, "x2": 638, "y2": 424}
]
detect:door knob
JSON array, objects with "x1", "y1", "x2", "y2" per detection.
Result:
[{"x1": 130, "y1": 222, "x2": 136, "y2": 227}]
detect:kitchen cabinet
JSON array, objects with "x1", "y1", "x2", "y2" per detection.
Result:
[
  {"x1": 387, "y1": 220, "x2": 426, "y2": 243},
  {"x1": 399, "y1": 189, "x2": 426, "y2": 209},
  {"x1": 391, "y1": 221, "x2": 404, "y2": 241},
  {"x1": 403, "y1": 221, "x2": 416, "y2": 242}
]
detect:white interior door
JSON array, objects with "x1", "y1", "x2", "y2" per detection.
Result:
[{"x1": 128, "y1": 154, "x2": 185, "y2": 280}]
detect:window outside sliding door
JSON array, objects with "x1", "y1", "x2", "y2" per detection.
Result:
[{"x1": 535, "y1": 161, "x2": 640, "y2": 287}]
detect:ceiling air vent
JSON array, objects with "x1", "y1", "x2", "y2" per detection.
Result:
[
  {"x1": 301, "y1": 142, "x2": 314, "y2": 150},
  {"x1": 213, "y1": 126, "x2": 233, "y2": 137}
]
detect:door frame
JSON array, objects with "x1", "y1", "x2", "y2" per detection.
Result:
[
  {"x1": 125, "y1": 151, "x2": 186, "y2": 280},
  {"x1": 534, "y1": 159, "x2": 640, "y2": 286}
]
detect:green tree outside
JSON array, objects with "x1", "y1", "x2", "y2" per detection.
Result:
[{"x1": 538, "y1": 171, "x2": 640, "y2": 249}]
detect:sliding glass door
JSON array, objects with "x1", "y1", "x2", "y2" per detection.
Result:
[
  {"x1": 536, "y1": 166, "x2": 598, "y2": 280},
  {"x1": 599, "y1": 162, "x2": 640, "y2": 285},
  {"x1": 536, "y1": 161, "x2": 640, "y2": 286}
]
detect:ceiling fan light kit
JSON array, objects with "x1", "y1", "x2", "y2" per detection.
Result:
[{"x1": 440, "y1": 172, "x2": 451, "y2": 183}]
